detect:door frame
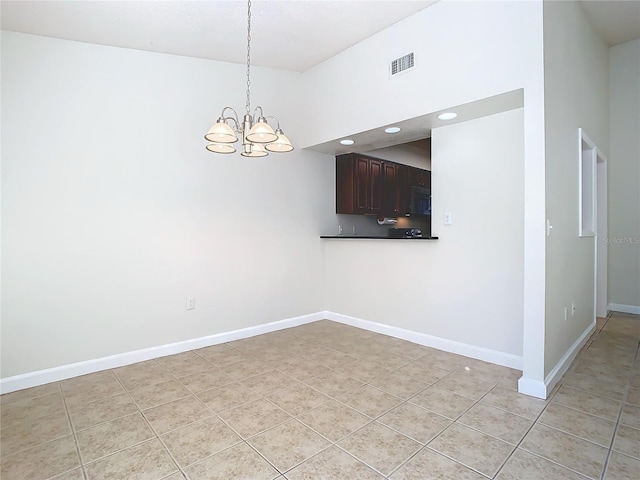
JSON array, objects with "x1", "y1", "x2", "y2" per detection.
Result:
[{"x1": 595, "y1": 149, "x2": 608, "y2": 318}]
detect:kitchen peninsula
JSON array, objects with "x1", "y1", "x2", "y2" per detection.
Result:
[{"x1": 320, "y1": 235, "x2": 438, "y2": 240}]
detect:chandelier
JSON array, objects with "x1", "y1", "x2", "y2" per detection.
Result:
[{"x1": 205, "y1": 0, "x2": 293, "y2": 156}]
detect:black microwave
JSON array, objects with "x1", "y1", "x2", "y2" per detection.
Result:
[{"x1": 410, "y1": 186, "x2": 431, "y2": 216}]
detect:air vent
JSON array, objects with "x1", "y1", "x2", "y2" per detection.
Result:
[{"x1": 390, "y1": 52, "x2": 415, "y2": 77}]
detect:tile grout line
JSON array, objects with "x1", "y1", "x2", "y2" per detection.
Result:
[
  {"x1": 56, "y1": 380, "x2": 89, "y2": 480},
  {"x1": 140, "y1": 358, "x2": 287, "y2": 479},
  {"x1": 550, "y1": 392, "x2": 624, "y2": 423},
  {"x1": 0, "y1": 387, "x2": 70, "y2": 474},
  {"x1": 384, "y1": 381, "x2": 501, "y2": 479},
  {"x1": 459, "y1": 384, "x2": 538, "y2": 479},
  {"x1": 598, "y1": 331, "x2": 640, "y2": 479},
  {"x1": 224, "y1": 341, "x2": 430, "y2": 479},
  {"x1": 161, "y1": 337, "x2": 366, "y2": 474},
  {"x1": 313, "y1": 344, "x2": 519, "y2": 478},
  {"x1": 517, "y1": 325, "x2": 610, "y2": 480},
  {"x1": 0, "y1": 330, "x2": 439, "y2": 476},
  {"x1": 4, "y1": 317, "x2": 637, "y2": 479},
  {"x1": 109, "y1": 365, "x2": 186, "y2": 479},
  {"x1": 488, "y1": 378, "x2": 559, "y2": 479},
  {"x1": 493, "y1": 390, "x2": 593, "y2": 478},
  {"x1": 510, "y1": 316, "x2": 640, "y2": 480}
]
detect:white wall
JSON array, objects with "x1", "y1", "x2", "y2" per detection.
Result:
[
  {"x1": 324, "y1": 109, "x2": 524, "y2": 361},
  {"x1": 542, "y1": 0, "x2": 609, "y2": 375},
  {"x1": 304, "y1": 0, "x2": 546, "y2": 384},
  {"x1": 300, "y1": 1, "x2": 543, "y2": 149},
  {"x1": 2, "y1": 1, "x2": 554, "y2": 389},
  {"x1": 609, "y1": 39, "x2": 640, "y2": 311},
  {"x1": 0, "y1": 32, "x2": 335, "y2": 377}
]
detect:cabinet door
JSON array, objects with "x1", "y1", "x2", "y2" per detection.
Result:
[
  {"x1": 336, "y1": 154, "x2": 412, "y2": 216},
  {"x1": 355, "y1": 156, "x2": 370, "y2": 213},
  {"x1": 368, "y1": 158, "x2": 383, "y2": 214},
  {"x1": 336, "y1": 154, "x2": 354, "y2": 214},
  {"x1": 382, "y1": 162, "x2": 397, "y2": 215},
  {"x1": 408, "y1": 167, "x2": 431, "y2": 187},
  {"x1": 397, "y1": 164, "x2": 409, "y2": 215},
  {"x1": 417, "y1": 169, "x2": 431, "y2": 187},
  {"x1": 382, "y1": 162, "x2": 409, "y2": 216},
  {"x1": 407, "y1": 167, "x2": 418, "y2": 187}
]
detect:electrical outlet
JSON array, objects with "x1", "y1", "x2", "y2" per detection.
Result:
[
  {"x1": 444, "y1": 212, "x2": 453, "y2": 225},
  {"x1": 571, "y1": 302, "x2": 576, "y2": 316},
  {"x1": 186, "y1": 296, "x2": 195, "y2": 310}
]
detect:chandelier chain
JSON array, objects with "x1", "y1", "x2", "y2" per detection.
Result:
[{"x1": 245, "y1": 0, "x2": 252, "y2": 115}]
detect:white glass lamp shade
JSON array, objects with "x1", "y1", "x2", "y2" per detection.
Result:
[
  {"x1": 240, "y1": 142, "x2": 268, "y2": 157},
  {"x1": 265, "y1": 129, "x2": 294, "y2": 152},
  {"x1": 206, "y1": 142, "x2": 236, "y2": 154},
  {"x1": 246, "y1": 117, "x2": 278, "y2": 143},
  {"x1": 205, "y1": 119, "x2": 238, "y2": 143}
]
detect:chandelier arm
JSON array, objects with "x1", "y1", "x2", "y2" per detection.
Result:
[
  {"x1": 224, "y1": 117, "x2": 240, "y2": 132},
  {"x1": 263, "y1": 115, "x2": 281, "y2": 130},
  {"x1": 221, "y1": 107, "x2": 240, "y2": 126},
  {"x1": 253, "y1": 106, "x2": 265, "y2": 119}
]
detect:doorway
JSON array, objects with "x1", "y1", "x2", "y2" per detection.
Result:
[
  {"x1": 595, "y1": 150, "x2": 608, "y2": 318},
  {"x1": 579, "y1": 128, "x2": 608, "y2": 319}
]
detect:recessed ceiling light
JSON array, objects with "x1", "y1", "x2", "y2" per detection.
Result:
[
  {"x1": 384, "y1": 127, "x2": 401, "y2": 134},
  {"x1": 340, "y1": 139, "x2": 355, "y2": 145},
  {"x1": 438, "y1": 112, "x2": 457, "y2": 120}
]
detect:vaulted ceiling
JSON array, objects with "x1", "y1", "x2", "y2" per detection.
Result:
[
  {"x1": 2, "y1": 1, "x2": 638, "y2": 73},
  {"x1": 0, "y1": 0, "x2": 437, "y2": 72}
]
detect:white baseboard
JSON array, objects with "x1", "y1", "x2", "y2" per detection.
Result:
[
  {"x1": 0, "y1": 312, "x2": 325, "y2": 394},
  {"x1": 517, "y1": 377, "x2": 547, "y2": 399},
  {"x1": 608, "y1": 303, "x2": 640, "y2": 315},
  {"x1": 518, "y1": 320, "x2": 596, "y2": 400},
  {"x1": 325, "y1": 311, "x2": 523, "y2": 370},
  {"x1": 1, "y1": 310, "x2": 527, "y2": 395}
]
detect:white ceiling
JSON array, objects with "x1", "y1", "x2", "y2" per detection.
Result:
[
  {"x1": 3, "y1": 1, "x2": 636, "y2": 73},
  {"x1": 0, "y1": 0, "x2": 438, "y2": 72},
  {"x1": 3, "y1": 0, "x2": 636, "y2": 153},
  {"x1": 579, "y1": 0, "x2": 640, "y2": 47}
]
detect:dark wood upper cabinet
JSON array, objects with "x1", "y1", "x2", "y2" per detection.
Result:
[
  {"x1": 354, "y1": 156, "x2": 369, "y2": 212},
  {"x1": 337, "y1": 154, "x2": 383, "y2": 215},
  {"x1": 382, "y1": 162, "x2": 409, "y2": 216},
  {"x1": 417, "y1": 169, "x2": 431, "y2": 188},
  {"x1": 337, "y1": 153, "x2": 429, "y2": 217},
  {"x1": 407, "y1": 167, "x2": 431, "y2": 188},
  {"x1": 369, "y1": 158, "x2": 383, "y2": 212},
  {"x1": 382, "y1": 162, "x2": 397, "y2": 214}
]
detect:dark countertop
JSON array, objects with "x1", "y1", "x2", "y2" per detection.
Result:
[{"x1": 320, "y1": 236, "x2": 438, "y2": 240}]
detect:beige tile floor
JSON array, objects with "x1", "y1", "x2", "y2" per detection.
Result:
[{"x1": 1, "y1": 312, "x2": 639, "y2": 479}]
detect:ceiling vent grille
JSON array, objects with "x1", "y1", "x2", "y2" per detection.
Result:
[{"x1": 390, "y1": 52, "x2": 415, "y2": 77}]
